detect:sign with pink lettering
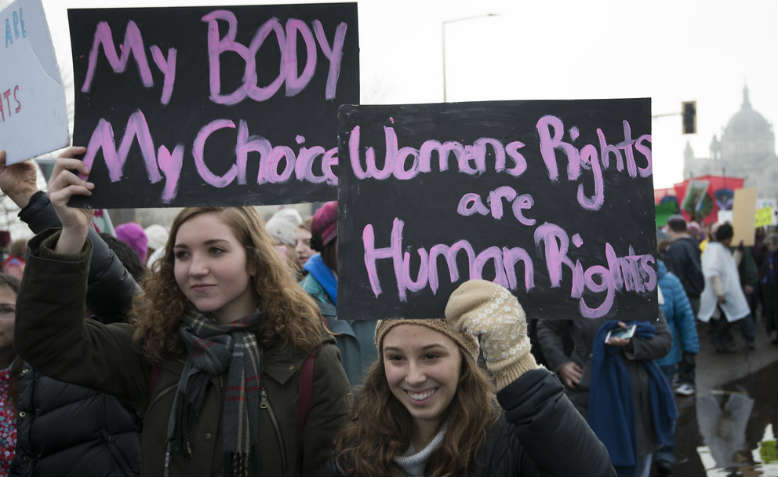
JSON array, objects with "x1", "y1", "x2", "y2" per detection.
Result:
[
  {"x1": 337, "y1": 100, "x2": 658, "y2": 322},
  {"x1": 68, "y1": 3, "x2": 358, "y2": 207},
  {"x1": 0, "y1": 0, "x2": 68, "y2": 165}
]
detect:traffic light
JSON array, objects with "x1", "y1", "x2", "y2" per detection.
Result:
[{"x1": 682, "y1": 101, "x2": 696, "y2": 134}]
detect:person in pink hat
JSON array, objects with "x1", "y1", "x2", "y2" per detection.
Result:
[
  {"x1": 300, "y1": 201, "x2": 378, "y2": 386},
  {"x1": 115, "y1": 222, "x2": 148, "y2": 264}
]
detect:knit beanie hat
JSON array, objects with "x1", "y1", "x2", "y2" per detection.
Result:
[
  {"x1": 144, "y1": 224, "x2": 169, "y2": 252},
  {"x1": 265, "y1": 208, "x2": 302, "y2": 246},
  {"x1": 374, "y1": 319, "x2": 480, "y2": 363},
  {"x1": 311, "y1": 201, "x2": 338, "y2": 249},
  {"x1": 115, "y1": 222, "x2": 148, "y2": 263}
]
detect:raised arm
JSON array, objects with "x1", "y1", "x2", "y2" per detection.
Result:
[
  {"x1": 13, "y1": 152, "x2": 149, "y2": 407},
  {"x1": 446, "y1": 280, "x2": 614, "y2": 476},
  {"x1": 0, "y1": 148, "x2": 138, "y2": 316}
]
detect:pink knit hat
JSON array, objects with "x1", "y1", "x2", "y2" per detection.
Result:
[
  {"x1": 115, "y1": 222, "x2": 148, "y2": 263},
  {"x1": 311, "y1": 201, "x2": 338, "y2": 248}
]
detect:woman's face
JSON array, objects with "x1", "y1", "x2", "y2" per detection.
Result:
[
  {"x1": 382, "y1": 324, "x2": 462, "y2": 433},
  {"x1": 0, "y1": 285, "x2": 16, "y2": 351},
  {"x1": 294, "y1": 227, "x2": 314, "y2": 267},
  {"x1": 173, "y1": 213, "x2": 256, "y2": 323}
]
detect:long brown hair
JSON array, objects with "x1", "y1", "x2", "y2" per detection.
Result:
[
  {"x1": 334, "y1": 347, "x2": 499, "y2": 476},
  {"x1": 132, "y1": 207, "x2": 323, "y2": 362}
]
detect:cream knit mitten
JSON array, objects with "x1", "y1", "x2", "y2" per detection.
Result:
[{"x1": 445, "y1": 280, "x2": 538, "y2": 391}]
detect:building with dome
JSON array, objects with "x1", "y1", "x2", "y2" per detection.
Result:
[{"x1": 683, "y1": 86, "x2": 778, "y2": 200}]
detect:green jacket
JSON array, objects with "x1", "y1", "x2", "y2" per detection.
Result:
[{"x1": 15, "y1": 230, "x2": 351, "y2": 476}]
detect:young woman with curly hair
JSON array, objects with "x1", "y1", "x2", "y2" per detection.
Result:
[
  {"x1": 329, "y1": 280, "x2": 615, "y2": 477},
  {"x1": 14, "y1": 148, "x2": 351, "y2": 476}
]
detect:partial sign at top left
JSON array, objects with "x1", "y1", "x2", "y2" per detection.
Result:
[
  {"x1": 69, "y1": 3, "x2": 359, "y2": 208},
  {"x1": 0, "y1": 0, "x2": 68, "y2": 164}
]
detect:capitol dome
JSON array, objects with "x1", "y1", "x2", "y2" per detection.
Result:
[{"x1": 720, "y1": 85, "x2": 775, "y2": 158}]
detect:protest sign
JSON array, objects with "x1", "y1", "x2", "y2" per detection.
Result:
[
  {"x1": 69, "y1": 3, "x2": 358, "y2": 208},
  {"x1": 754, "y1": 207, "x2": 774, "y2": 228},
  {"x1": 673, "y1": 175, "x2": 744, "y2": 225},
  {"x1": 732, "y1": 187, "x2": 757, "y2": 246},
  {"x1": 337, "y1": 99, "x2": 658, "y2": 322},
  {"x1": 756, "y1": 198, "x2": 777, "y2": 227},
  {"x1": 654, "y1": 187, "x2": 679, "y2": 227},
  {"x1": 0, "y1": 0, "x2": 68, "y2": 164}
]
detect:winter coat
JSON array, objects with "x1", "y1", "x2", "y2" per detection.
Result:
[
  {"x1": 10, "y1": 362, "x2": 141, "y2": 476},
  {"x1": 15, "y1": 229, "x2": 352, "y2": 476},
  {"x1": 699, "y1": 242, "x2": 750, "y2": 322},
  {"x1": 300, "y1": 273, "x2": 377, "y2": 386},
  {"x1": 736, "y1": 246, "x2": 759, "y2": 288},
  {"x1": 10, "y1": 192, "x2": 142, "y2": 477},
  {"x1": 664, "y1": 235, "x2": 704, "y2": 300},
  {"x1": 656, "y1": 260, "x2": 699, "y2": 367},
  {"x1": 327, "y1": 368, "x2": 615, "y2": 476},
  {"x1": 536, "y1": 312, "x2": 672, "y2": 458}
]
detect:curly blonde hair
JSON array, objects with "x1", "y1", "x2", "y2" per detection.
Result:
[{"x1": 132, "y1": 207, "x2": 323, "y2": 362}]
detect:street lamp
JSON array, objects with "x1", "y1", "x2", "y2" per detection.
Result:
[{"x1": 441, "y1": 13, "x2": 498, "y2": 102}]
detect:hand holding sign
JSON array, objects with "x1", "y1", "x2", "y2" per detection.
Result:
[{"x1": 48, "y1": 147, "x2": 95, "y2": 254}]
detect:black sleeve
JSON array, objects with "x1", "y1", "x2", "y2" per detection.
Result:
[
  {"x1": 535, "y1": 319, "x2": 572, "y2": 372},
  {"x1": 18, "y1": 191, "x2": 138, "y2": 317},
  {"x1": 498, "y1": 368, "x2": 615, "y2": 476}
]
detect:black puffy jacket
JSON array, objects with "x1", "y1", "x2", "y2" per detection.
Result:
[
  {"x1": 329, "y1": 368, "x2": 615, "y2": 476},
  {"x1": 9, "y1": 191, "x2": 141, "y2": 476},
  {"x1": 10, "y1": 362, "x2": 141, "y2": 476},
  {"x1": 665, "y1": 236, "x2": 704, "y2": 300}
]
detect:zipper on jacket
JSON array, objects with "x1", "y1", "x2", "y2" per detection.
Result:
[
  {"x1": 259, "y1": 388, "x2": 287, "y2": 473},
  {"x1": 148, "y1": 383, "x2": 178, "y2": 412}
]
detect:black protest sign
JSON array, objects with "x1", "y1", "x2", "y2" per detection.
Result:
[
  {"x1": 337, "y1": 99, "x2": 658, "y2": 322},
  {"x1": 69, "y1": 3, "x2": 358, "y2": 208}
]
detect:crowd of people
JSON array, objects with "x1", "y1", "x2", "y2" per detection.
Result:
[{"x1": 0, "y1": 146, "x2": 775, "y2": 477}]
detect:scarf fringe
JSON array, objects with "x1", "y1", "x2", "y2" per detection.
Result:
[{"x1": 226, "y1": 450, "x2": 258, "y2": 477}]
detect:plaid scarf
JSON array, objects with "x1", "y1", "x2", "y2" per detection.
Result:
[{"x1": 164, "y1": 309, "x2": 263, "y2": 477}]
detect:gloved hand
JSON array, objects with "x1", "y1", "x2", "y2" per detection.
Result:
[{"x1": 445, "y1": 280, "x2": 538, "y2": 390}]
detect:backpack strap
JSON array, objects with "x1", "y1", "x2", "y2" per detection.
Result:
[{"x1": 298, "y1": 346, "x2": 320, "y2": 434}]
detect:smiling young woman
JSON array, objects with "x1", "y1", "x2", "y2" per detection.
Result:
[{"x1": 329, "y1": 280, "x2": 615, "y2": 477}]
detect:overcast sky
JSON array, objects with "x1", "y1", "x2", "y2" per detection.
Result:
[{"x1": 7, "y1": 0, "x2": 777, "y2": 189}]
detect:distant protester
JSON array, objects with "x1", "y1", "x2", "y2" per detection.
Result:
[
  {"x1": 699, "y1": 222, "x2": 754, "y2": 352},
  {"x1": 144, "y1": 224, "x2": 169, "y2": 264},
  {"x1": 100, "y1": 233, "x2": 146, "y2": 283},
  {"x1": 537, "y1": 303, "x2": 674, "y2": 476},
  {"x1": 1, "y1": 239, "x2": 27, "y2": 280},
  {"x1": 115, "y1": 222, "x2": 148, "y2": 264},
  {"x1": 759, "y1": 233, "x2": 778, "y2": 344},
  {"x1": 265, "y1": 207, "x2": 304, "y2": 274},
  {"x1": 301, "y1": 201, "x2": 377, "y2": 385},
  {"x1": 295, "y1": 217, "x2": 315, "y2": 269}
]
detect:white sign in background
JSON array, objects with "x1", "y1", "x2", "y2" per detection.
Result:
[{"x1": 0, "y1": 0, "x2": 67, "y2": 164}]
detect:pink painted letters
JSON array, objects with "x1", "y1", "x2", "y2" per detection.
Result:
[{"x1": 202, "y1": 11, "x2": 348, "y2": 105}]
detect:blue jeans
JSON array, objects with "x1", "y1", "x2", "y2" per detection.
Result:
[{"x1": 615, "y1": 453, "x2": 653, "y2": 477}]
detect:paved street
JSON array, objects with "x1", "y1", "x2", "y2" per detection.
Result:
[{"x1": 669, "y1": 320, "x2": 778, "y2": 477}]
